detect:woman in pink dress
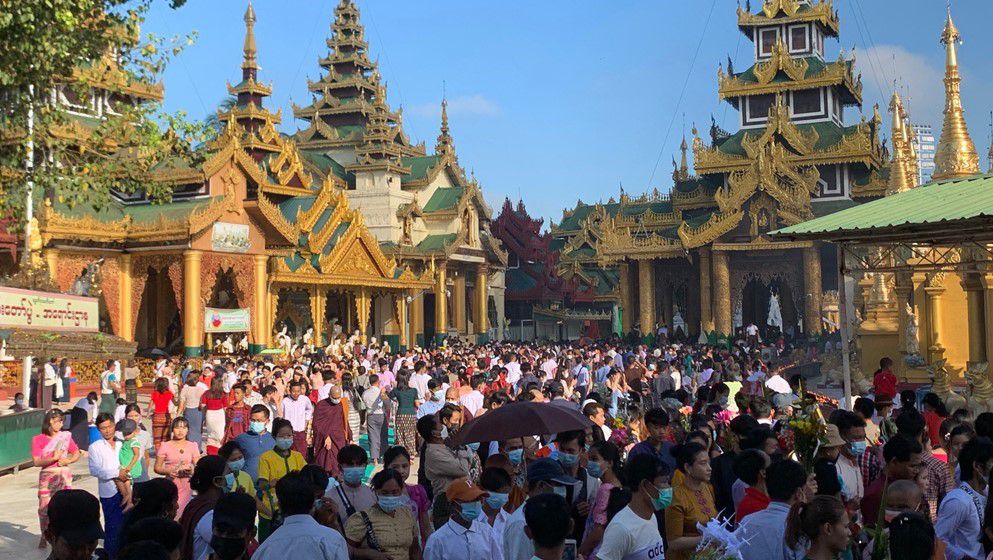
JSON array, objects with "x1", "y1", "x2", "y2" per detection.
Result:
[
  {"x1": 31, "y1": 409, "x2": 81, "y2": 549},
  {"x1": 154, "y1": 416, "x2": 200, "y2": 517}
]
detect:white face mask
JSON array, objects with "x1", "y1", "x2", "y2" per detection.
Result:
[{"x1": 440, "y1": 426, "x2": 449, "y2": 440}]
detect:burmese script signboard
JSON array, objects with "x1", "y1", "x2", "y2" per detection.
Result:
[{"x1": 0, "y1": 287, "x2": 99, "y2": 332}]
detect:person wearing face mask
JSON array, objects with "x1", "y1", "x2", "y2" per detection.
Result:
[
  {"x1": 344, "y1": 468, "x2": 421, "y2": 560},
  {"x1": 326, "y1": 444, "x2": 377, "y2": 529},
  {"x1": 578, "y1": 441, "x2": 622, "y2": 560},
  {"x1": 312, "y1": 385, "x2": 351, "y2": 477},
  {"x1": 256, "y1": 419, "x2": 307, "y2": 542},
  {"x1": 935, "y1": 436, "x2": 993, "y2": 560},
  {"x1": 422, "y1": 413, "x2": 471, "y2": 528},
  {"x1": 830, "y1": 409, "x2": 867, "y2": 520},
  {"x1": 479, "y1": 467, "x2": 513, "y2": 557},
  {"x1": 206, "y1": 492, "x2": 257, "y2": 560},
  {"x1": 503, "y1": 458, "x2": 579, "y2": 560},
  {"x1": 596, "y1": 454, "x2": 669, "y2": 560},
  {"x1": 553, "y1": 430, "x2": 600, "y2": 543},
  {"x1": 423, "y1": 478, "x2": 503, "y2": 560},
  {"x1": 736, "y1": 458, "x2": 810, "y2": 560},
  {"x1": 216, "y1": 441, "x2": 256, "y2": 496},
  {"x1": 233, "y1": 405, "x2": 275, "y2": 481}
]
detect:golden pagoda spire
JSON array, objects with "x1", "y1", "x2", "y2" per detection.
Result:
[
  {"x1": 242, "y1": 1, "x2": 258, "y2": 71},
  {"x1": 886, "y1": 91, "x2": 912, "y2": 195},
  {"x1": 679, "y1": 133, "x2": 689, "y2": 179},
  {"x1": 932, "y1": 7, "x2": 980, "y2": 180},
  {"x1": 436, "y1": 97, "x2": 454, "y2": 157}
]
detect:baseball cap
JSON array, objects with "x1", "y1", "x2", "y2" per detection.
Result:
[
  {"x1": 446, "y1": 477, "x2": 489, "y2": 502},
  {"x1": 47, "y1": 490, "x2": 104, "y2": 545},
  {"x1": 116, "y1": 418, "x2": 137, "y2": 436},
  {"x1": 526, "y1": 458, "x2": 579, "y2": 486},
  {"x1": 823, "y1": 424, "x2": 846, "y2": 448}
]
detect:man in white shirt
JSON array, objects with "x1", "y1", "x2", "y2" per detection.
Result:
[
  {"x1": 504, "y1": 354, "x2": 522, "y2": 387},
  {"x1": 832, "y1": 411, "x2": 866, "y2": 516},
  {"x1": 281, "y1": 381, "x2": 313, "y2": 456},
  {"x1": 253, "y1": 471, "x2": 348, "y2": 560},
  {"x1": 597, "y1": 454, "x2": 667, "y2": 560},
  {"x1": 764, "y1": 369, "x2": 792, "y2": 394},
  {"x1": 423, "y1": 478, "x2": 504, "y2": 560},
  {"x1": 459, "y1": 376, "x2": 485, "y2": 417},
  {"x1": 936, "y1": 437, "x2": 993, "y2": 560},
  {"x1": 87, "y1": 412, "x2": 124, "y2": 558},
  {"x1": 410, "y1": 361, "x2": 432, "y2": 400}
]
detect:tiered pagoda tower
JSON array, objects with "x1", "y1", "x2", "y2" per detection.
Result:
[
  {"x1": 551, "y1": 0, "x2": 887, "y2": 341},
  {"x1": 291, "y1": 0, "x2": 506, "y2": 343}
]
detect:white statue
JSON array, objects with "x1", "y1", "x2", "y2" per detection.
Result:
[
  {"x1": 905, "y1": 303, "x2": 920, "y2": 355},
  {"x1": 697, "y1": 322, "x2": 708, "y2": 344},
  {"x1": 238, "y1": 335, "x2": 248, "y2": 352},
  {"x1": 331, "y1": 318, "x2": 343, "y2": 337},
  {"x1": 276, "y1": 325, "x2": 292, "y2": 353},
  {"x1": 0, "y1": 338, "x2": 8, "y2": 361},
  {"x1": 732, "y1": 300, "x2": 743, "y2": 330},
  {"x1": 303, "y1": 327, "x2": 315, "y2": 352},
  {"x1": 672, "y1": 306, "x2": 686, "y2": 333},
  {"x1": 767, "y1": 292, "x2": 783, "y2": 329},
  {"x1": 220, "y1": 334, "x2": 235, "y2": 354}
]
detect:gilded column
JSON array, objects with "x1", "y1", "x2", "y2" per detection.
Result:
[
  {"x1": 618, "y1": 262, "x2": 632, "y2": 334},
  {"x1": 962, "y1": 272, "x2": 987, "y2": 364},
  {"x1": 924, "y1": 273, "x2": 946, "y2": 363},
  {"x1": 983, "y1": 273, "x2": 993, "y2": 364},
  {"x1": 661, "y1": 282, "x2": 673, "y2": 329},
  {"x1": 637, "y1": 260, "x2": 655, "y2": 335},
  {"x1": 182, "y1": 250, "x2": 203, "y2": 356},
  {"x1": 119, "y1": 253, "x2": 133, "y2": 342},
  {"x1": 699, "y1": 248, "x2": 713, "y2": 332},
  {"x1": 453, "y1": 273, "x2": 467, "y2": 334},
  {"x1": 355, "y1": 288, "x2": 371, "y2": 343},
  {"x1": 44, "y1": 248, "x2": 59, "y2": 283},
  {"x1": 434, "y1": 267, "x2": 447, "y2": 340},
  {"x1": 309, "y1": 286, "x2": 325, "y2": 348},
  {"x1": 712, "y1": 250, "x2": 731, "y2": 335},
  {"x1": 475, "y1": 266, "x2": 488, "y2": 337},
  {"x1": 893, "y1": 273, "x2": 913, "y2": 353},
  {"x1": 410, "y1": 289, "x2": 424, "y2": 346},
  {"x1": 395, "y1": 294, "x2": 408, "y2": 349},
  {"x1": 253, "y1": 255, "x2": 268, "y2": 352},
  {"x1": 803, "y1": 246, "x2": 823, "y2": 334}
]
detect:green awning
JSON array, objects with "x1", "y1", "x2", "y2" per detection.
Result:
[{"x1": 771, "y1": 173, "x2": 993, "y2": 242}]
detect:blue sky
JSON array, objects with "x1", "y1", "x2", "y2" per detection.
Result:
[{"x1": 144, "y1": 0, "x2": 993, "y2": 226}]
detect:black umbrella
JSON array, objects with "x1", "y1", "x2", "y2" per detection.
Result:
[
  {"x1": 451, "y1": 401, "x2": 593, "y2": 445},
  {"x1": 137, "y1": 348, "x2": 170, "y2": 359}
]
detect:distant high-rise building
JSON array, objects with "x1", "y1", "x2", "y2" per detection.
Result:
[{"x1": 912, "y1": 123, "x2": 936, "y2": 184}]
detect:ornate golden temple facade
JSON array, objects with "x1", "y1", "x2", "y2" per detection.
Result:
[
  {"x1": 552, "y1": 0, "x2": 887, "y2": 340},
  {"x1": 15, "y1": 0, "x2": 503, "y2": 356}
]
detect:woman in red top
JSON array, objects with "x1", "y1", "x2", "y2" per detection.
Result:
[
  {"x1": 921, "y1": 392, "x2": 949, "y2": 449},
  {"x1": 200, "y1": 377, "x2": 228, "y2": 454},
  {"x1": 150, "y1": 377, "x2": 177, "y2": 446}
]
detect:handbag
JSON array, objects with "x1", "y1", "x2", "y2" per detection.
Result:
[{"x1": 359, "y1": 511, "x2": 384, "y2": 551}]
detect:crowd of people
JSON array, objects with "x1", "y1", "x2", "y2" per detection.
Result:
[{"x1": 25, "y1": 333, "x2": 990, "y2": 560}]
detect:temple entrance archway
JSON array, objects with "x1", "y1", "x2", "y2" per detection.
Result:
[
  {"x1": 134, "y1": 267, "x2": 181, "y2": 351},
  {"x1": 739, "y1": 278, "x2": 799, "y2": 338}
]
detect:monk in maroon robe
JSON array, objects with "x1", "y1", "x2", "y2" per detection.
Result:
[{"x1": 312, "y1": 385, "x2": 351, "y2": 476}]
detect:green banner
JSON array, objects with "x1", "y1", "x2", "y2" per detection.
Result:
[{"x1": 204, "y1": 307, "x2": 251, "y2": 333}]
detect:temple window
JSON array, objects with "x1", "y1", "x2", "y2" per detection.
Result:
[
  {"x1": 508, "y1": 253, "x2": 520, "y2": 269},
  {"x1": 790, "y1": 89, "x2": 823, "y2": 117},
  {"x1": 788, "y1": 25, "x2": 809, "y2": 54},
  {"x1": 744, "y1": 93, "x2": 775, "y2": 126},
  {"x1": 757, "y1": 28, "x2": 780, "y2": 58}
]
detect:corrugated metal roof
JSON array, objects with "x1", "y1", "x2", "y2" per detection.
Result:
[{"x1": 772, "y1": 173, "x2": 993, "y2": 239}]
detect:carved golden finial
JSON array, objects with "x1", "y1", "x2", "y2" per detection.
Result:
[
  {"x1": 886, "y1": 91, "x2": 913, "y2": 195},
  {"x1": 242, "y1": 1, "x2": 258, "y2": 70},
  {"x1": 435, "y1": 97, "x2": 454, "y2": 156},
  {"x1": 678, "y1": 133, "x2": 689, "y2": 180},
  {"x1": 933, "y1": 7, "x2": 980, "y2": 180}
]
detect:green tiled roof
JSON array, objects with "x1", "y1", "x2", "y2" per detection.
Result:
[
  {"x1": 556, "y1": 203, "x2": 620, "y2": 231},
  {"x1": 49, "y1": 196, "x2": 220, "y2": 225},
  {"x1": 278, "y1": 196, "x2": 316, "y2": 222},
  {"x1": 402, "y1": 155, "x2": 440, "y2": 182},
  {"x1": 772, "y1": 173, "x2": 993, "y2": 240},
  {"x1": 416, "y1": 233, "x2": 457, "y2": 251},
  {"x1": 717, "y1": 122, "x2": 861, "y2": 156},
  {"x1": 506, "y1": 267, "x2": 538, "y2": 292},
  {"x1": 734, "y1": 56, "x2": 829, "y2": 84},
  {"x1": 300, "y1": 150, "x2": 354, "y2": 184},
  {"x1": 423, "y1": 186, "x2": 464, "y2": 212}
]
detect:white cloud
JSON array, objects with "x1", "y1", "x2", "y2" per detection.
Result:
[
  {"x1": 858, "y1": 45, "x2": 944, "y2": 126},
  {"x1": 409, "y1": 94, "x2": 499, "y2": 118}
]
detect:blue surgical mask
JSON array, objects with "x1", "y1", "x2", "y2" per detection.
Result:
[
  {"x1": 227, "y1": 458, "x2": 245, "y2": 473},
  {"x1": 485, "y1": 492, "x2": 509, "y2": 510},
  {"x1": 507, "y1": 448, "x2": 524, "y2": 465},
  {"x1": 586, "y1": 461, "x2": 603, "y2": 479},
  {"x1": 552, "y1": 485, "x2": 567, "y2": 498},
  {"x1": 849, "y1": 441, "x2": 867, "y2": 455},
  {"x1": 224, "y1": 472, "x2": 236, "y2": 490},
  {"x1": 343, "y1": 466, "x2": 366, "y2": 485},
  {"x1": 377, "y1": 495, "x2": 404, "y2": 513},
  {"x1": 459, "y1": 500, "x2": 483, "y2": 521},
  {"x1": 274, "y1": 437, "x2": 293, "y2": 450},
  {"x1": 249, "y1": 421, "x2": 266, "y2": 434},
  {"x1": 467, "y1": 442, "x2": 480, "y2": 452},
  {"x1": 653, "y1": 486, "x2": 673, "y2": 510},
  {"x1": 558, "y1": 452, "x2": 578, "y2": 468}
]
